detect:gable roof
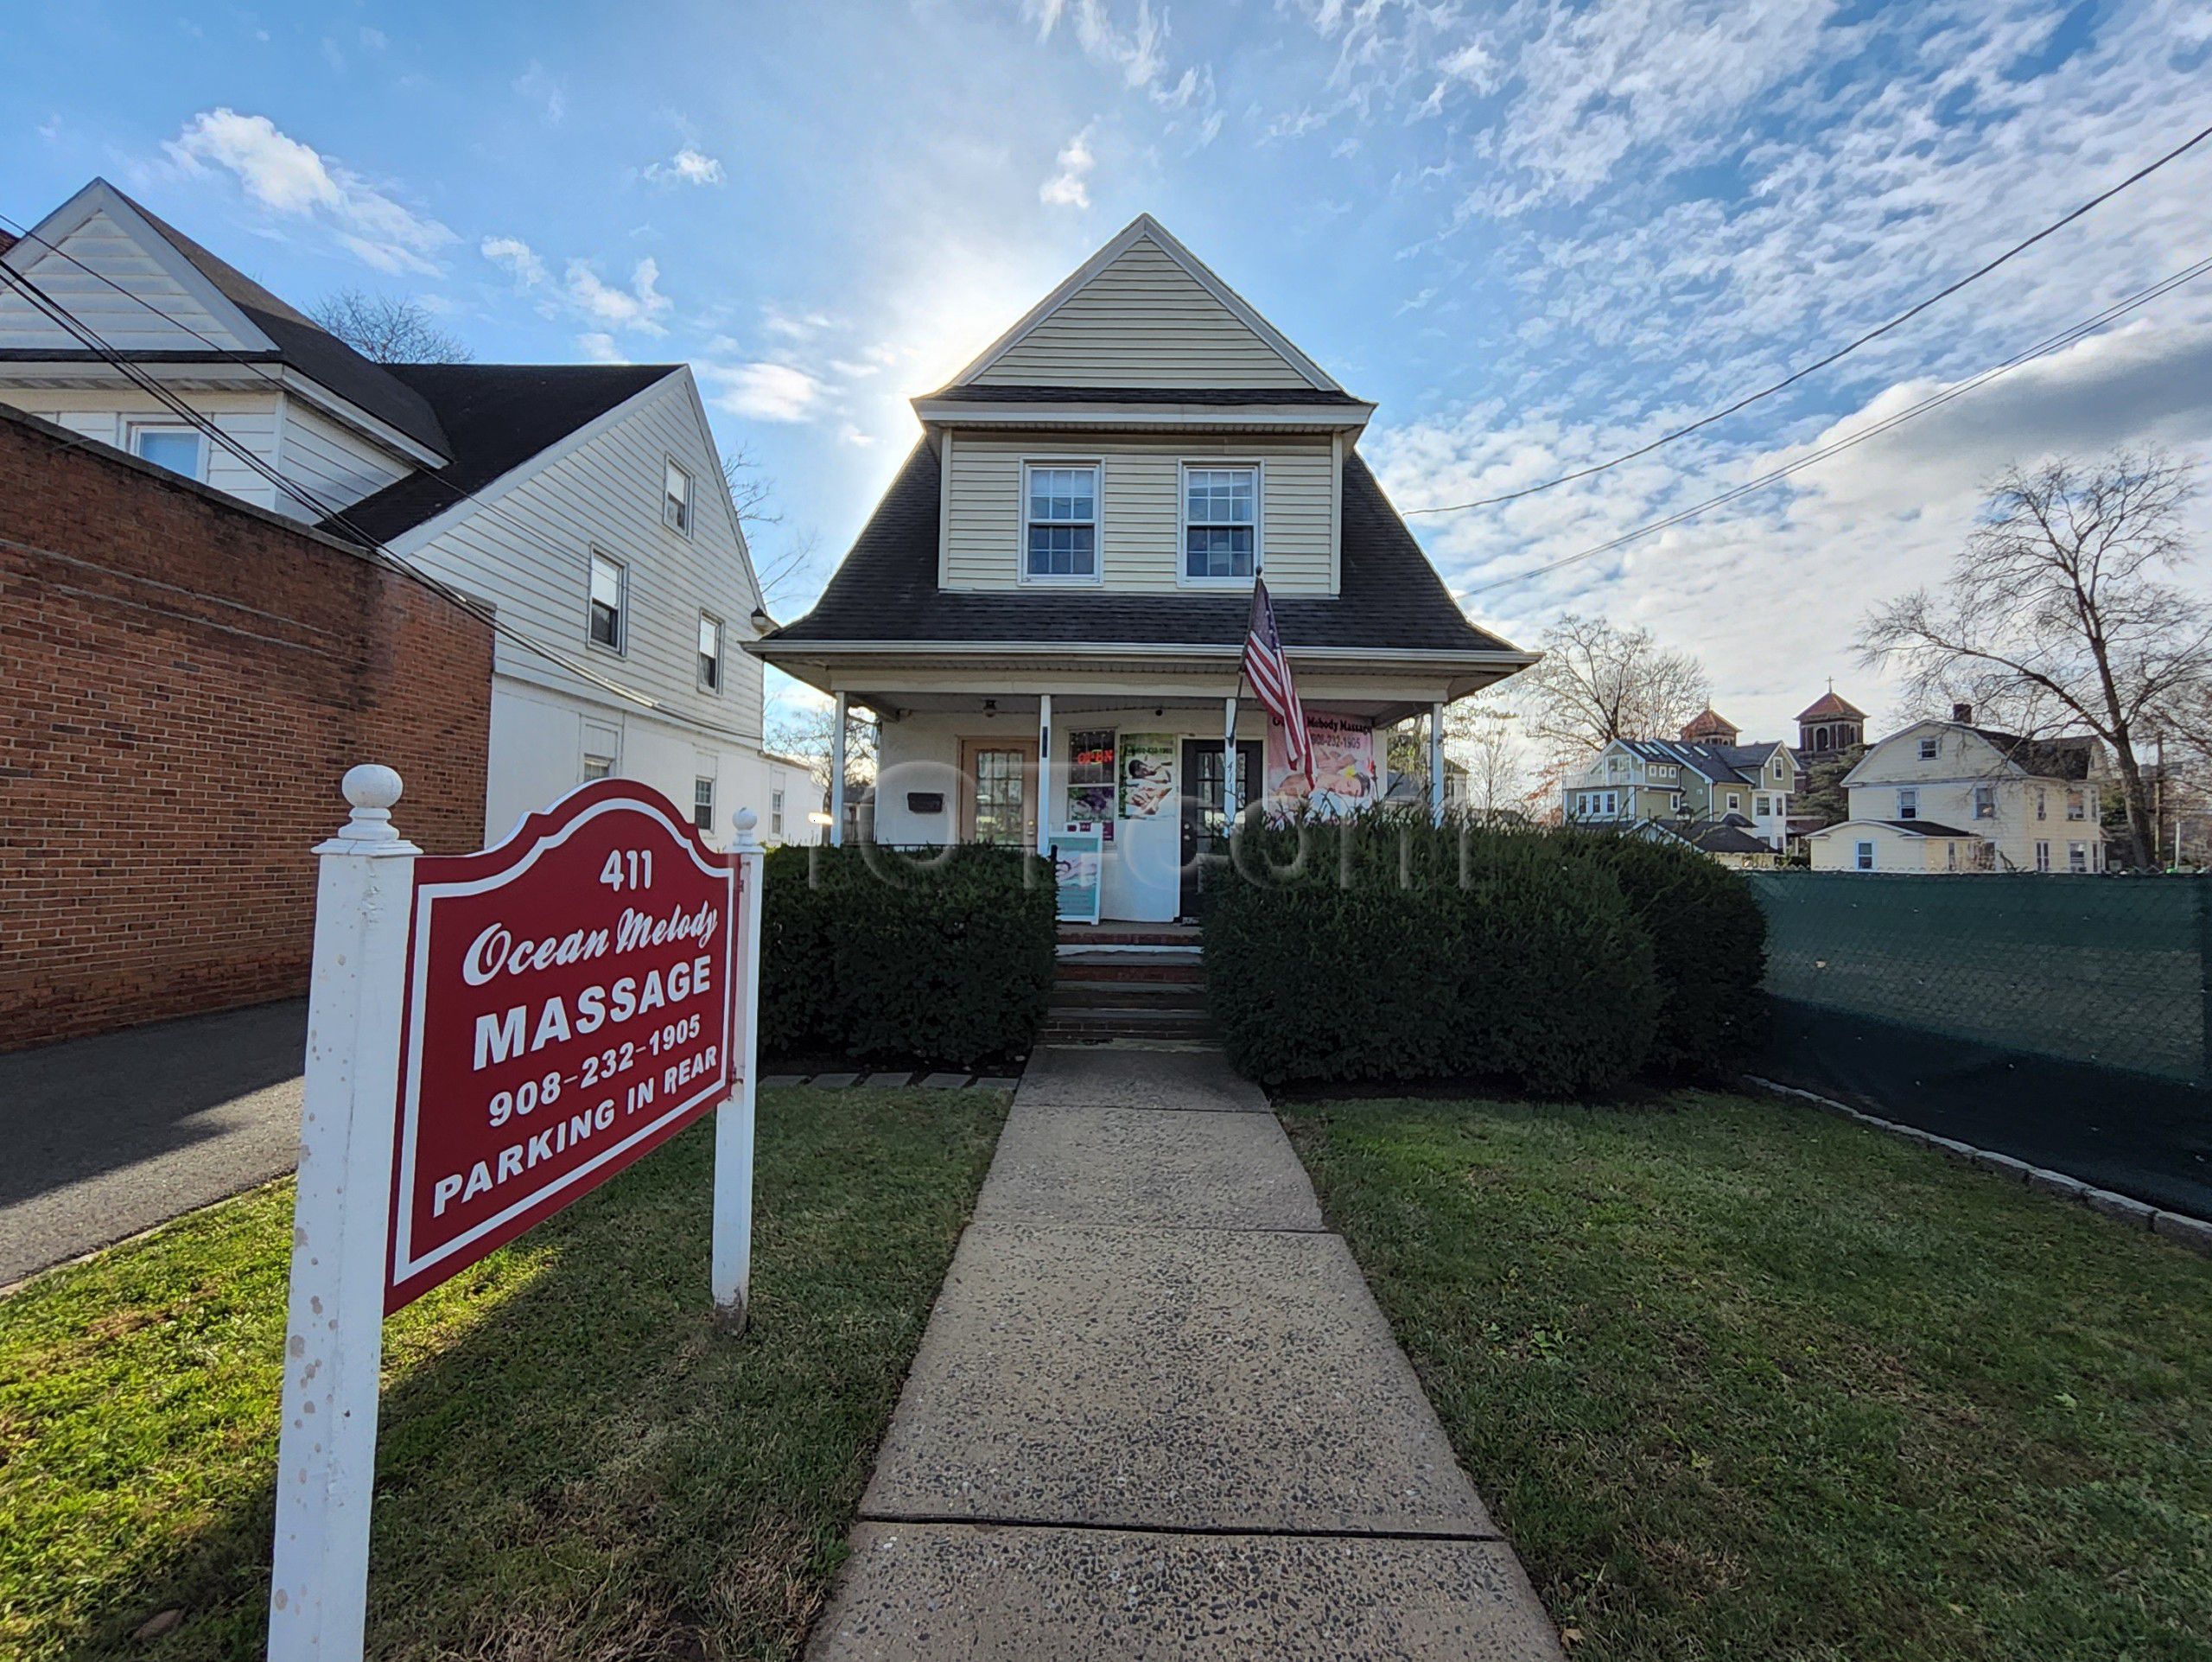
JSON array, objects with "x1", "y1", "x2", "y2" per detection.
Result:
[
  {"x1": 323, "y1": 363, "x2": 677, "y2": 544},
  {"x1": 946, "y1": 215, "x2": 1339, "y2": 393},
  {"x1": 1970, "y1": 728, "x2": 2098, "y2": 781},
  {"x1": 4, "y1": 181, "x2": 453, "y2": 460},
  {"x1": 755, "y1": 441, "x2": 1521, "y2": 659}
]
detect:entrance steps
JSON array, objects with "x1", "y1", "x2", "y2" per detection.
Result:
[{"x1": 1045, "y1": 927, "x2": 1211, "y2": 1043}]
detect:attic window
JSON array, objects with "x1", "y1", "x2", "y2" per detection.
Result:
[
  {"x1": 1023, "y1": 462, "x2": 1099, "y2": 581},
  {"x1": 1918, "y1": 737, "x2": 1939, "y2": 760},
  {"x1": 1182, "y1": 465, "x2": 1258, "y2": 582},
  {"x1": 664, "y1": 461, "x2": 693, "y2": 536}
]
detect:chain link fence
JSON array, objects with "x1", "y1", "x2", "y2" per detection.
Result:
[{"x1": 1744, "y1": 873, "x2": 2212, "y2": 1216}]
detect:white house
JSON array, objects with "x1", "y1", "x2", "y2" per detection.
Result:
[
  {"x1": 0, "y1": 178, "x2": 785, "y2": 846},
  {"x1": 1805, "y1": 711, "x2": 2102, "y2": 873},
  {"x1": 753, "y1": 214, "x2": 1535, "y2": 923}
]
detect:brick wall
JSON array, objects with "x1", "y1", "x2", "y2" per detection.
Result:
[{"x1": 0, "y1": 408, "x2": 492, "y2": 1048}]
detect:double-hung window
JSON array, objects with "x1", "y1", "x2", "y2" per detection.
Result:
[
  {"x1": 588, "y1": 552, "x2": 627, "y2": 652},
  {"x1": 697, "y1": 612, "x2": 723, "y2": 691},
  {"x1": 664, "y1": 460, "x2": 693, "y2": 536},
  {"x1": 1897, "y1": 787, "x2": 1917, "y2": 820},
  {"x1": 770, "y1": 789, "x2": 785, "y2": 839},
  {"x1": 1856, "y1": 840, "x2": 1876, "y2": 871},
  {"x1": 1919, "y1": 736, "x2": 1939, "y2": 760},
  {"x1": 1972, "y1": 783, "x2": 1995, "y2": 819},
  {"x1": 127, "y1": 422, "x2": 206, "y2": 481},
  {"x1": 1023, "y1": 462, "x2": 1099, "y2": 581},
  {"x1": 1182, "y1": 464, "x2": 1258, "y2": 582},
  {"x1": 693, "y1": 776, "x2": 715, "y2": 833}
]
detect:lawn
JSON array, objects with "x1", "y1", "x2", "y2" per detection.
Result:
[
  {"x1": 1285, "y1": 1090, "x2": 2212, "y2": 1662},
  {"x1": 0, "y1": 1086, "x2": 1007, "y2": 1661}
]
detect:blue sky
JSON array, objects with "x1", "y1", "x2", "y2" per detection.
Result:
[{"x1": 6, "y1": 0, "x2": 2210, "y2": 744}]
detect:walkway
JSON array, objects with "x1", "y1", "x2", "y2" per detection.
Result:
[
  {"x1": 0, "y1": 1000, "x2": 305, "y2": 1286},
  {"x1": 809, "y1": 1043, "x2": 1564, "y2": 1659}
]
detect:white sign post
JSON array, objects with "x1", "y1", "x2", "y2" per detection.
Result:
[
  {"x1": 265, "y1": 767, "x2": 764, "y2": 1660},
  {"x1": 268, "y1": 765, "x2": 416, "y2": 1660}
]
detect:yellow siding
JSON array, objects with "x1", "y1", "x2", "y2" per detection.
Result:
[
  {"x1": 974, "y1": 236, "x2": 1313, "y2": 389},
  {"x1": 942, "y1": 429, "x2": 1335, "y2": 594}
]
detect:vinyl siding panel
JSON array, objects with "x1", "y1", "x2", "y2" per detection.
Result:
[
  {"x1": 397, "y1": 374, "x2": 766, "y2": 748},
  {"x1": 943, "y1": 429, "x2": 1336, "y2": 594},
  {"x1": 0, "y1": 386, "x2": 282, "y2": 509},
  {"x1": 277, "y1": 402, "x2": 410, "y2": 519},
  {"x1": 0, "y1": 210, "x2": 257, "y2": 353},
  {"x1": 975, "y1": 237, "x2": 1313, "y2": 390}
]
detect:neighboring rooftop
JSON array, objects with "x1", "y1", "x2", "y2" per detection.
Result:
[
  {"x1": 1797, "y1": 688, "x2": 1866, "y2": 722},
  {"x1": 1970, "y1": 728, "x2": 2098, "y2": 781}
]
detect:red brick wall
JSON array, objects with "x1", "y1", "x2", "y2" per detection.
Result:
[{"x1": 0, "y1": 409, "x2": 492, "y2": 1048}]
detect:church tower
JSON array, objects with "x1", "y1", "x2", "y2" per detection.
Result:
[
  {"x1": 1796, "y1": 686, "x2": 1866, "y2": 756},
  {"x1": 1680, "y1": 705, "x2": 1738, "y2": 746}
]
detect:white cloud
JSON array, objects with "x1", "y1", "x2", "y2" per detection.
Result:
[
  {"x1": 577, "y1": 332, "x2": 630, "y2": 364},
  {"x1": 702, "y1": 361, "x2": 827, "y2": 422},
  {"x1": 164, "y1": 109, "x2": 456, "y2": 275},
  {"x1": 764, "y1": 303, "x2": 837, "y2": 341},
  {"x1": 513, "y1": 60, "x2": 566, "y2": 122},
  {"x1": 839, "y1": 422, "x2": 876, "y2": 447},
  {"x1": 359, "y1": 26, "x2": 387, "y2": 50},
  {"x1": 1040, "y1": 127, "x2": 1096, "y2": 207},
  {"x1": 645, "y1": 145, "x2": 725, "y2": 187},
  {"x1": 480, "y1": 234, "x2": 547, "y2": 289},
  {"x1": 565, "y1": 256, "x2": 671, "y2": 334}
]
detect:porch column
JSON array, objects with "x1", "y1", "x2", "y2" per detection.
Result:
[
  {"x1": 1036, "y1": 692, "x2": 1053, "y2": 858},
  {"x1": 1429, "y1": 701, "x2": 1446, "y2": 825},
  {"x1": 830, "y1": 691, "x2": 847, "y2": 848},
  {"x1": 1223, "y1": 697, "x2": 1239, "y2": 825}
]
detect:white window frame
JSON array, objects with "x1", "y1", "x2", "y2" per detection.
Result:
[
  {"x1": 1019, "y1": 458, "x2": 1103, "y2": 586},
  {"x1": 663, "y1": 456, "x2": 694, "y2": 538},
  {"x1": 693, "y1": 774, "x2": 715, "y2": 834},
  {"x1": 770, "y1": 787, "x2": 786, "y2": 839},
  {"x1": 1897, "y1": 786, "x2": 1917, "y2": 820},
  {"x1": 1972, "y1": 783, "x2": 1996, "y2": 820},
  {"x1": 1855, "y1": 840, "x2": 1875, "y2": 871},
  {"x1": 125, "y1": 420, "x2": 207, "y2": 481},
  {"x1": 2068, "y1": 840, "x2": 2088, "y2": 873},
  {"x1": 1726, "y1": 792, "x2": 1742, "y2": 814},
  {"x1": 696, "y1": 610, "x2": 724, "y2": 694},
  {"x1": 588, "y1": 550, "x2": 628, "y2": 655},
  {"x1": 2036, "y1": 839, "x2": 2050, "y2": 873},
  {"x1": 1177, "y1": 459, "x2": 1264, "y2": 588},
  {"x1": 582, "y1": 755, "x2": 614, "y2": 783},
  {"x1": 1918, "y1": 736, "x2": 1940, "y2": 760},
  {"x1": 2066, "y1": 788, "x2": 2087, "y2": 821}
]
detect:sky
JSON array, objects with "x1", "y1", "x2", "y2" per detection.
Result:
[{"x1": 5, "y1": 0, "x2": 2210, "y2": 745}]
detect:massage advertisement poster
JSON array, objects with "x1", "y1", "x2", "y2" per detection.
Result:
[
  {"x1": 1066, "y1": 729, "x2": 1117, "y2": 840},
  {"x1": 1119, "y1": 733, "x2": 1177, "y2": 819},
  {"x1": 1262, "y1": 712, "x2": 1377, "y2": 821}
]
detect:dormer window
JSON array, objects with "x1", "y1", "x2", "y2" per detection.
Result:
[
  {"x1": 1023, "y1": 462, "x2": 1099, "y2": 581},
  {"x1": 1182, "y1": 464, "x2": 1258, "y2": 582}
]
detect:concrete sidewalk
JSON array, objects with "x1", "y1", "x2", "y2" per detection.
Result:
[
  {"x1": 0, "y1": 1000, "x2": 306, "y2": 1286},
  {"x1": 809, "y1": 1043, "x2": 1563, "y2": 1660}
]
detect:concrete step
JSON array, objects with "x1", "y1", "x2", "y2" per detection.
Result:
[
  {"x1": 1040, "y1": 1011, "x2": 1220, "y2": 1041},
  {"x1": 1057, "y1": 927, "x2": 1203, "y2": 949},
  {"x1": 1054, "y1": 950, "x2": 1204, "y2": 985},
  {"x1": 1051, "y1": 981, "x2": 1210, "y2": 1011}
]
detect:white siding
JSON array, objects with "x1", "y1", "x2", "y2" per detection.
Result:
[
  {"x1": 0, "y1": 386, "x2": 283, "y2": 509},
  {"x1": 943, "y1": 429, "x2": 1335, "y2": 594},
  {"x1": 0, "y1": 208, "x2": 257, "y2": 353},
  {"x1": 277, "y1": 400, "x2": 411, "y2": 518},
  {"x1": 974, "y1": 235, "x2": 1313, "y2": 389},
  {"x1": 397, "y1": 372, "x2": 766, "y2": 774}
]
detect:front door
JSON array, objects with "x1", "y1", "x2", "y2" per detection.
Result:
[
  {"x1": 959, "y1": 738, "x2": 1038, "y2": 848},
  {"x1": 1179, "y1": 739, "x2": 1262, "y2": 920}
]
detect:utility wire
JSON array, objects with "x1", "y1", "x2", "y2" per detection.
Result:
[
  {"x1": 1452, "y1": 252, "x2": 2212, "y2": 601},
  {"x1": 1405, "y1": 119, "x2": 2212, "y2": 517}
]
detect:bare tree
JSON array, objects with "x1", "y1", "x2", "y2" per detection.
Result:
[
  {"x1": 1515, "y1": 614, "x2": 1709, "y2": 795},
  {"x1": 1449, "y1": 699, "x2": 1535, "y2": 820},
  {"x1": 766, "y1": 699, "x2": 878, "y2": 793},
  {"x1": 721, "y1": 444, "x2": 783, "y2": 533},
  {"x1": 310, "y1": 289, "x2": 472, "y2": 363},
  {"x1": 1859, "y1": 449, "x2": 2209, "y2": 869}
]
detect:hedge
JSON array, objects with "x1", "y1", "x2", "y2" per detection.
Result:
[
  {"x1": 1565, "y1": 829, "x2": 1769, "y2": 1078},
  {"x1": 1204, "y1": 816, "x2": 1661, "y2": 1095},
  {"x1": 760, "y1": 843, "x2": 1057, "y2": 1067}
]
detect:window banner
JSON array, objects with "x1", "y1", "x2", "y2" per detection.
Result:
[
  {"x1": 1119, "y1": 733, "x2": 1177, "y2": 819},
  {"x1": 1067, "y1": 729, "x2": 1117, "y2": 840},
  {"x1": 1262, "y1": 712, "x2": 1377, "y2": 821}
]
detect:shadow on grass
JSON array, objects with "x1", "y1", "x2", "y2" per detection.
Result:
[{"x1": 1, "y1": 1086, "x2": 1007, "y2": 1662}]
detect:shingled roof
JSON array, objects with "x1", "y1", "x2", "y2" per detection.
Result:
[
  {"x1": 1971, "y1": 728, "x2": 2098, "y2": 780},
  {"x1": 758, "y1": 441, "x2": 1521, "y2": 657}
]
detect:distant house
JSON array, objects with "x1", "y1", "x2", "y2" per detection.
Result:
[
  {"x1": 1804, "y1": 706, "x2": 2103, "y2": 873},
  {"x1": 1628, "y1": 816, "x2": 1782, "y2": 869},
  {"x1": 0, "y1": 178, "x2": 777, "y2": 844},
  {"x1": 1561, "y1": 704, "x2": 1799, "y2": 852}
]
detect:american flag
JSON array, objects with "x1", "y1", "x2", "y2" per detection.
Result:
[{"x1": 1242, "y1": 578, "x2": 1313, "y2": 776}]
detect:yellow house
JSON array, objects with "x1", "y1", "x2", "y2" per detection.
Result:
[{"x1": 1805, "y1": 713, "x2": 2103, "y2": 873}]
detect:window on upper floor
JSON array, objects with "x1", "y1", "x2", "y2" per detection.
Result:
[
  {"x1": 693, "y1": 775, "x2": 715, "y2": 833},
  {"x1": 1919, "y1": 736, "x2": 1939, "y2": 760},
  {"x1": 2067, "y1": 788, "x2": 2087, "y2": 821},
  {"x1": 128, "y1": 422, "x2": 206, "y2": 481},
  {"x1": 1182, "y1": 464, "x2": 1258, "y2": 582},
  {"x1": 664, "y1": 459, "x2": 693, "y2": 537},
  {"x1": 771, "y1": 788, "x2": 785, "y2": 839},
  {"x1": 588, "y1": 551, "x2": 627, "y2": 653},
  {"x1": 697, "y1": 612, "x2": 723, "y2": 691},
  {"x1": 1897, "y1": 787, "x2": 1918, "y2": 820},
  {"x1": 1973, "y1": 783, "x2": 1995, "y2": 819},
  {"x1": 1023, "y1": 462, "x2": 1099, "y2": 581}
]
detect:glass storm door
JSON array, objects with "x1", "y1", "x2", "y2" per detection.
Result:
[{"x1": 1179, "y1": 740, "x2": 1262, "y2": 918}]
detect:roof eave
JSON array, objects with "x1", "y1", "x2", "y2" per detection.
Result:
[{"x1": 912, "y1": 395, "x2": 1374, "y2": 432}]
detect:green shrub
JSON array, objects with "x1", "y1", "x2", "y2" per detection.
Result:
[
  {"x1": 1566, "y1": 830, "x2": 1769, "y2": 1078},
  {"x1": 1205, "y1": 815, "x2": 1659, "y2": 1094},
  {"x1": 760, "y1": 843, "x2": 1056, "y2": 1067}
]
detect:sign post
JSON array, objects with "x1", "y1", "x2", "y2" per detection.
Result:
[{"x1": 268, "y1": 767, "x2": 760, "y2": 1659}]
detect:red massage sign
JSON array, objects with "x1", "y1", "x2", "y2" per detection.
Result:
[{"x1": 385, "y1": 780, "x2": 738, "y2": 1309}]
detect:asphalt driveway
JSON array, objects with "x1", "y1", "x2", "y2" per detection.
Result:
[{"x1": 0, "y1": 999, "x2": 306, "y2": 1286}]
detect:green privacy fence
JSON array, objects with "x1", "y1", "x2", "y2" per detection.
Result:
[{"x1": 1745, "y1": 872, "x2": 2210, "y2": 1084}]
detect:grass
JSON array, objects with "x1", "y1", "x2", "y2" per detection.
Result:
[
  {"x1": 0, "y1": 1086, "x2": 1006, "y2": 1661},
  {"x1": 1285, "y1": 1089, "x2": 2212, "y2": 1662}
]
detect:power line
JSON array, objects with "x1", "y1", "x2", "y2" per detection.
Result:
[
  {"x1": 1451, "y1": 253, "x2": 2212, "y2": 602},
  {"x1": 1405, "y1": 118, "x2": 2212, "y2": 518}
]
